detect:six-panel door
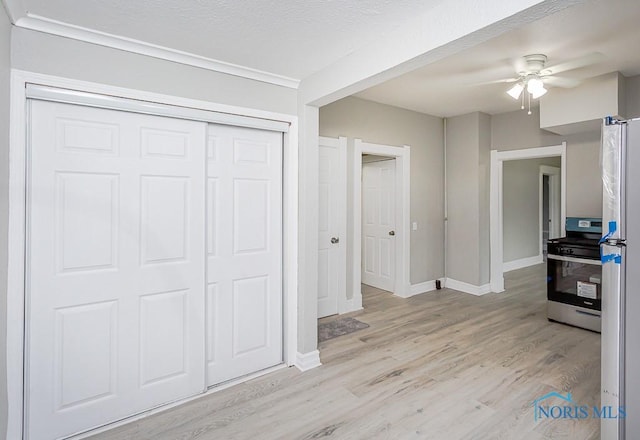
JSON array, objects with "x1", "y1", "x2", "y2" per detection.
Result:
[
  {"x1": 317, "y1": 139, "x2": 344, "y2": 318},
  {"x1": 362, "y1": 159, "x2": 396, "y2": 292},
  {"x1": 27, "y1": 100, "x2": 284, "y2": 439},
  {"x1": 205, "y1": 125, "x2": 283, "y2": 386}
]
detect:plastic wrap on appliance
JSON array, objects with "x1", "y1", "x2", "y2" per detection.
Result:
[{"x1": 601, "y1": 122, "x2": 622, "y2": 237}]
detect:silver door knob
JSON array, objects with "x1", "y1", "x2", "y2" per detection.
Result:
[
  {"x1": 388, "y1": 230, "x2": 395, "y2": 236},
  {"x1": 331, "y1": 237, "x2": 339, "y2": 244}
]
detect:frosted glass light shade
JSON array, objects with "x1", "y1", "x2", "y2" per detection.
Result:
[
  {"x1": 527, "y1": 77, "x2": 545, "y2": 94},
  {"x1": 507, "y1": 83, "x2": 524, "y2": 99},
  {"x1": 531, "y1": 86, "x2": 547, "y2": 99}
]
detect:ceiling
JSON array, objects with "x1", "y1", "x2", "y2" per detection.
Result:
[
  {"x1": 355, "y1": 0, "x2": 640, "y2": 117},
  {"x1": 10, "y1": 0, "x2": 445, "y2": 81},
  {"x1": 6, "y1": 0, "x2": 640, "y2": 118}
]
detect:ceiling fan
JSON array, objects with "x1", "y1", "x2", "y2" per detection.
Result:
[{"x1": 498, "y1": 53, "x2": 604, "y2": 114}]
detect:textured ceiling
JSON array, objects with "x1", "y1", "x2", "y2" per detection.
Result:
[
  {"x1": 20, "y1": 0, "x2": 445, "y2": 80},
  {"x1": 355, "y1": 0, "x2": 640, "y2": 117},
  {"x1": 12, "y1": 0, "x2": 639, "y2": 117}
]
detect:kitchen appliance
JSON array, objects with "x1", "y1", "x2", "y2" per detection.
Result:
[
  {"x1": 600, "y1": 117, "x2": 638, "y2": 440},
  {"x1": 547, "y1": 217, "x2": 603, "y2": 332}
]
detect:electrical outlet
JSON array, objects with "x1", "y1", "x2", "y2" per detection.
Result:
[{"x1": 412, "y1": 222, "x2": 418, "y2": 231}]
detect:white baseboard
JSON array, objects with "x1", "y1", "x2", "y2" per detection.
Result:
[
  {"x1": 503, "y1": 255, "x2": 543, "y2": 272},
  {"x1": 406, "y1": 280, "x2": 439, "y2": 297},
  {"x1": 340, "y1": 295, "x2": 363, "y2": 314},
  {"x1": 445, "y1": 278, "x2": 491, "y2": 296},
  {"x1": 295, "y1": 350, "x2": 322, "y2": 372}
]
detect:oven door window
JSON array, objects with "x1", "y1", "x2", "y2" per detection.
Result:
[{"x1": 548, "y1": 257, "x2": 602, "y2": 310}]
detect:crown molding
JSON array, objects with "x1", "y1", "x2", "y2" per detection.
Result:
[
  {"x1": 2, "y1": 0, "x2": 25, "y2": 23},
  {"x1": 12, "y1": 12, "x2": 300, "y2": 89}
]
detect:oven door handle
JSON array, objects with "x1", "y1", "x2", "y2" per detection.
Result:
[
  {"x1": 547, "y1": 254, "x2": 603, "y2": 266},
  {"x1": 576, "y1": 309, "x2": 601, "y2": 318}
]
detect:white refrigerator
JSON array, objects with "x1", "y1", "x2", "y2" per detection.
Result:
[{"x1": 601, "y1": 117, "x2": 639, "y2": 439}]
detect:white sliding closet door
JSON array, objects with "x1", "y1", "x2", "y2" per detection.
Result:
[
  {"x1": 27, "y1": 101, "x2": 206, "y2": 440},
  {"x1": 206, "y1": 124, "x2": 283, "y2": 386}
]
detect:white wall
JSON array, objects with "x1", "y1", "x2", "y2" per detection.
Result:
[
  {"x1": 625, "y1": 74, "x2": 640, "y2": 118},
  {"x1": 503, "y1": 157, "x2": 561, "y2": 263},
  {"x1": 540, "y1": 72, "x2": 626, "y2": 135},
  {"x1": 11, "y1": 28, "x2": 298, "y2": 116},
  {"x1": 319, "y1": 96, "x2": 444, "y2": 286},
  {"x1": 446, "y1": 112, "x2": 492, "y2": 287},
  {"x1": 478, "y1": 113, "x2": 492, "y2": 286},
  {"x1": 446, "y1": 113, "x2": 479, "y2": 285},
  {"x1": 491, "y1": 106, "x2": 602, "y2": 218},
  {"x1": 0, "y1": 5, "x2": 10, "y2": 438}
]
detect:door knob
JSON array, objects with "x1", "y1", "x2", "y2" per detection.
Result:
[
  {"x1": 388, "y1": 230, "x2": 395, "y2": 236},
  {"x1": 331, "y1": 237, "x2": 339, "y2": 244}
]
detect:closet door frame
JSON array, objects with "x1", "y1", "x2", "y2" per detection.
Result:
[{"x1": 6, "y1": 70, "x2": 299, "y2": 439}]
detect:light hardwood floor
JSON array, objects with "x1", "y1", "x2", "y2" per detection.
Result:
[{"x1": 90, "y1": 264, "x2": 600, "y2": 440}]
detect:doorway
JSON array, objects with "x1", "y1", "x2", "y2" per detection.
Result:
[
  {"x1": 362, "y1": 155, "x2": 396, "y2": 292},
  {"x1": 500, "y1": 157, "x2": 562, "y2": 273},
  {"x1": 490, "y1": 143, "x2": 567, "y2": 292},
  {"x1": 352, "y1": 139, "x2": 410, "y2": 307},
  {"x1": 540, "y1": 165, "x2": 561, "y2": 260}
]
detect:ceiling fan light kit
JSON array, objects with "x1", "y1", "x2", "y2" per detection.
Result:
[
  {"x1": 505, "y1": 77, "x2": 547, "y2": 100},
  {"x1": 526, "y1": 77, "x2": 547, "y2": 96},
  {"x1": 502, "y1": 53, "x2": 601, "y2": 115},
  {"x1": 507, "y1": 82, "x2": 524, "y2": 99},
  {"x1": 505, "y1": 65, "x2": 549, "y2": 116}
]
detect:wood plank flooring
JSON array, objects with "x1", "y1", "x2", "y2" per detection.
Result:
[{"x1": 89, "y1": 264, "x2": 600, "y2": 440}]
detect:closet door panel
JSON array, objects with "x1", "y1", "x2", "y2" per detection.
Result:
[{"x1": 27, "y1": 101, "x2": 206, "y2": 440}]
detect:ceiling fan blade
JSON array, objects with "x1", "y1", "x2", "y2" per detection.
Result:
[
  {"x1": 543, "y1": 76, "x2": 581, "y2": 88},
  {"x1": 474, "y1": 77, "x2": 519, "y2": 86},
  {"x1": 542, "y1": 52, "x2": 605, "y2": 75}
]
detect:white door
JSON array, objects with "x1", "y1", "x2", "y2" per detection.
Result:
[
  {"x1": 362, "y1": 159, "x2": 396, "y2": 292},
  {"x1": 317, "y1": 137, "x2": 347, "y2": 318},
  {"x1": 205, "y1": 124, "x2": 283, "y2": 386},
  {"x1": 27, "y1": 101, "x2": 206, "y2": 439}
]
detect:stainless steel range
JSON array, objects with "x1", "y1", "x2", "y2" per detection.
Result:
[{"x1": 547, "y1": 217, "x2": 602, "y2": 332}]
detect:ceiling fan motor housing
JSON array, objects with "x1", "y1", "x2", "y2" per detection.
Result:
[{"x1": 520, "y1": 54, "x2": 548, "y2": 75}]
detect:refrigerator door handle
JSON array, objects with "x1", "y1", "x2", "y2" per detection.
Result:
[{"x1": 603, "y1": 238, "x2": 627, "y2": 247}]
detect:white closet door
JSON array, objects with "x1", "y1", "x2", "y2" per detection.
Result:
[
  {"x1": 362, "y1": 159, "x2": 396, "y2": 292},
  {"x1": 206, "y1": 124, "x2": 283, "y2": 386},
  {"x1": 27, "y1": 101, "x2": 206, "y2": 440}
]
